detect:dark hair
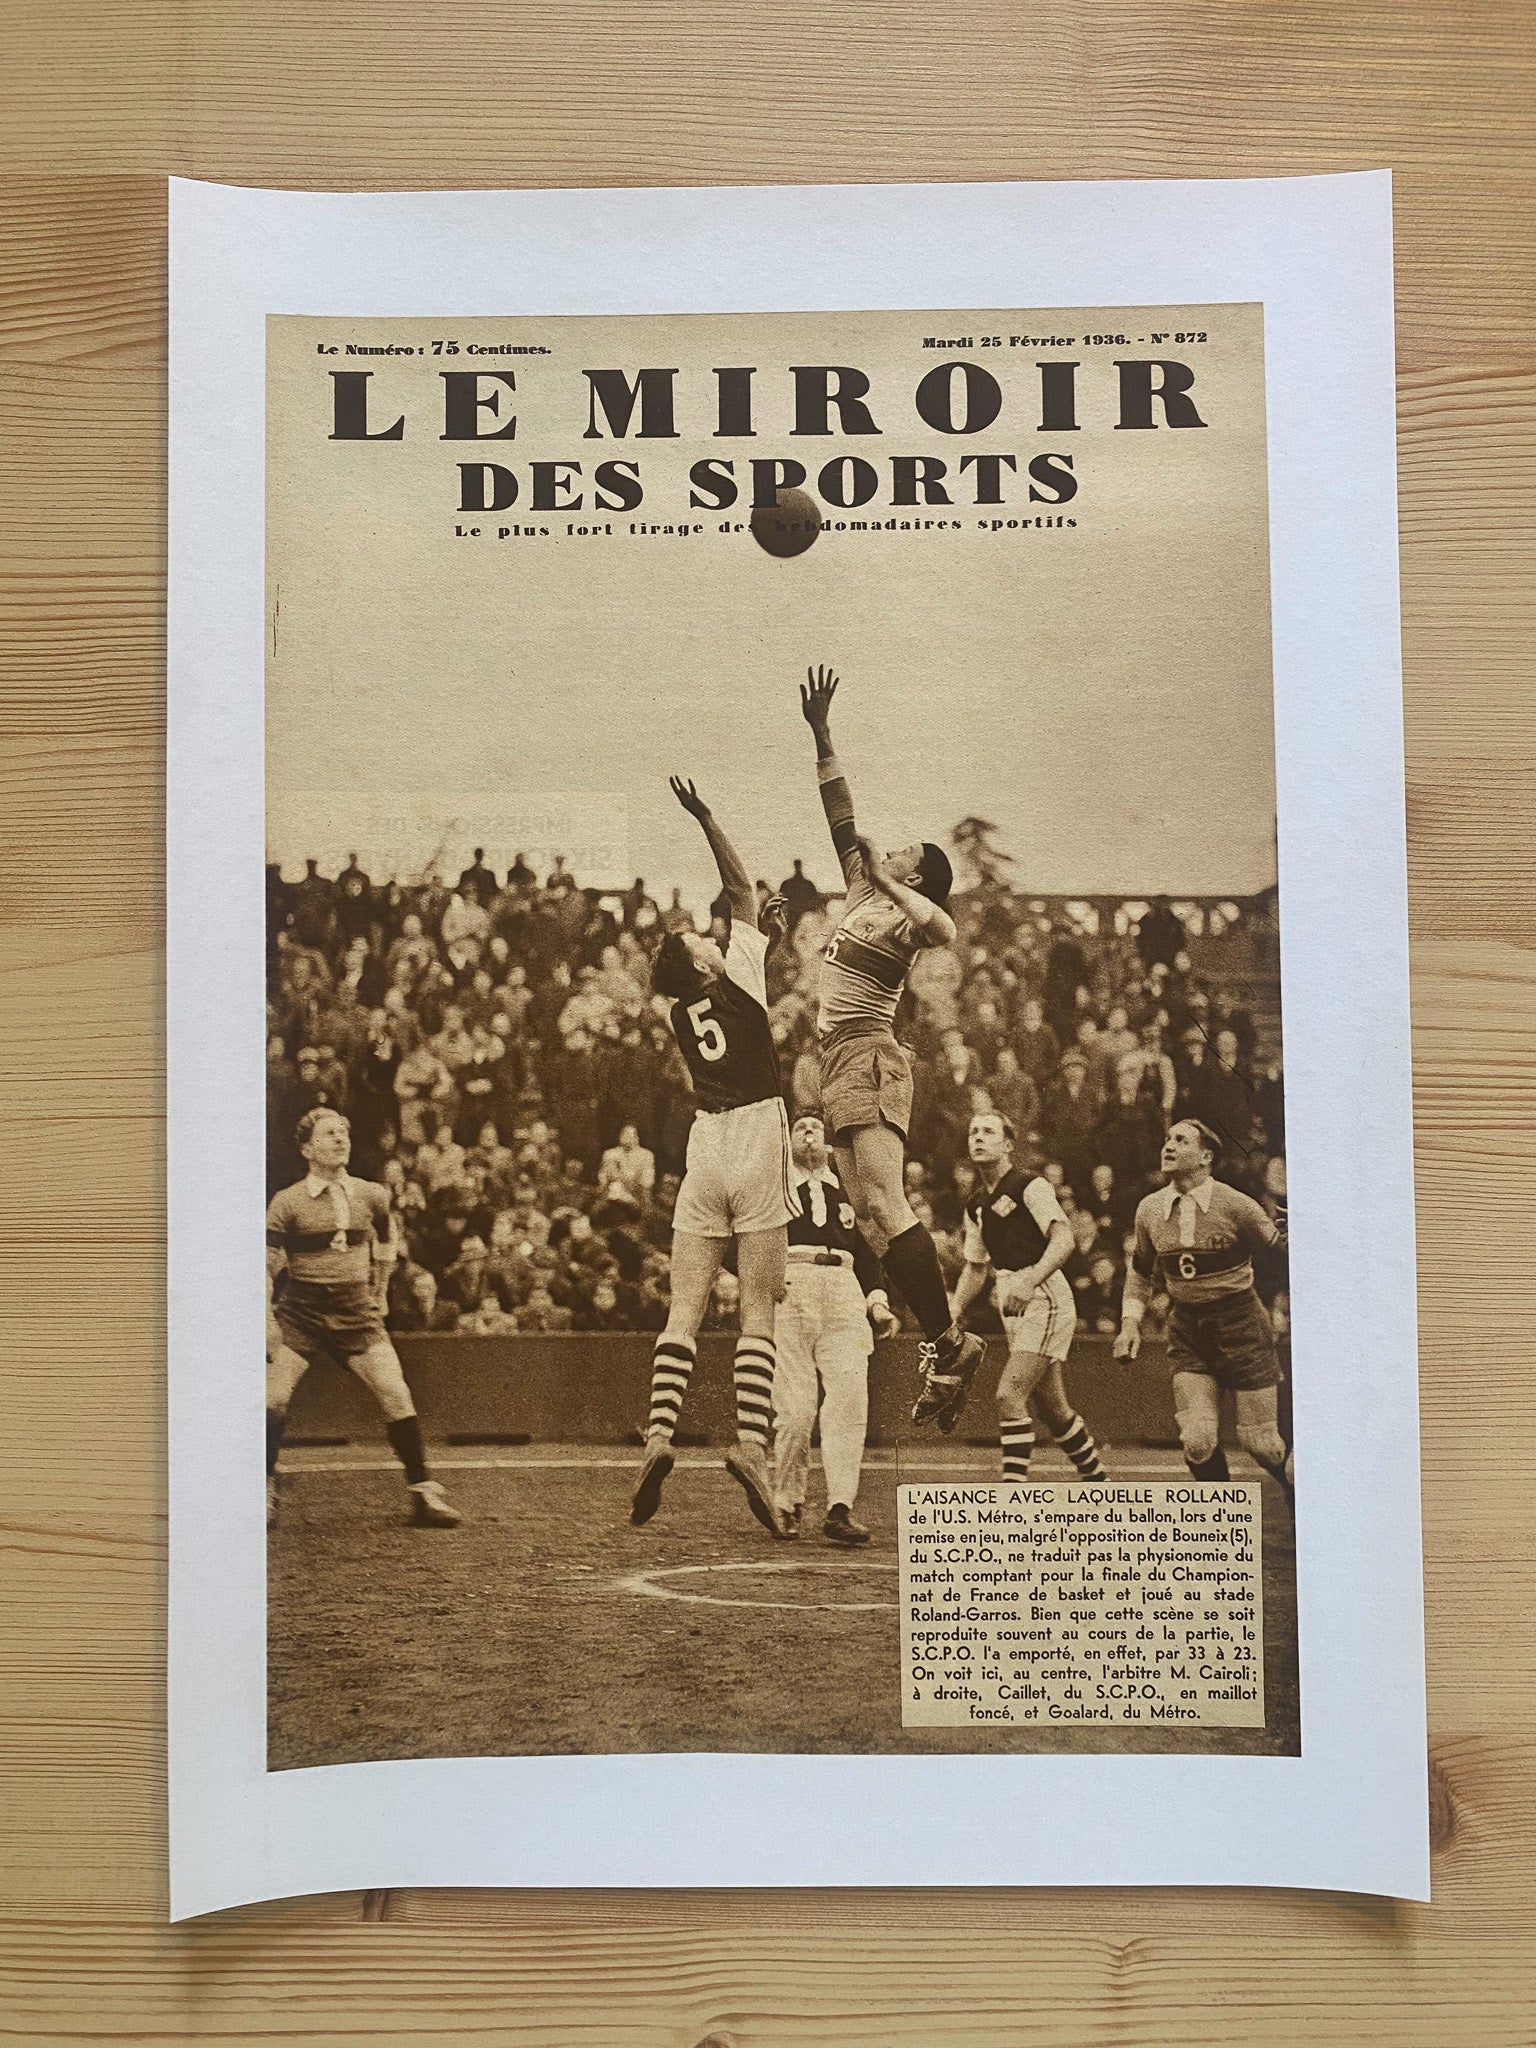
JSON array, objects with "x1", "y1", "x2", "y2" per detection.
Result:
[
  {"x1": 651, "y1": 931, "x2": 706, "y2": 1002},
  {"x1": 916, "y1": 841, "x2": 953, "y2": 907},
  {"x1": 296, "y1": 1107, "x2": 347, "y2": 1152},
  {"x1": 1182, "y1": 1118, "x2": 1224, "y2": 1167}
]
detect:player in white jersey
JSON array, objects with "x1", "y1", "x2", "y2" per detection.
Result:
[
  {"x1": 799, "y1": 664, "x2": 987, "y2": 1431},
  {"x1": 949, "y1": 1112, "x2": 1109, "y2": 1484},
  {"x1": 630, "y1": 776, "x2": 800, "y2": 1537}
]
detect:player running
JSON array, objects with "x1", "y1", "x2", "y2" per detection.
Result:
[
  {"x1": 1113, "y1": 1118, "x2": 1294, "y2": 1515},
  {"x1": 630, "y1": 777, "x2": 800, "y2": 1537},
  {"x1": 773, "y1": 1111, "x2": 901, "y2": 1546},
  {"x1": 798, "y1": 663, "x2": 986, "y2": 1430},
  {"x1": 950, "y1": 1111, "x2": 1110, "y2": 1482},
  {"x1": 266, "y1": 1108, "x2": 461, "y2": 1527}
]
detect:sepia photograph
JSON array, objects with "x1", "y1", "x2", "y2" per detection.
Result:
[{"x1": 261, "y1": 303, "x2": 1299, "y2": 1764}]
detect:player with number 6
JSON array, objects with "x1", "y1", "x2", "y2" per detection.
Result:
[
  {"x1": 1114, "y1": 1118, "x2": 1293, "y2": 1515},
  {"x1": 629, "y1": 776, "x2": 801, "y2": 1537}
]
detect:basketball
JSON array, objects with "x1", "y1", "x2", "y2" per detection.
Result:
[{"x1": 750, "y1": 486, "x2": 823, "y2": 558}]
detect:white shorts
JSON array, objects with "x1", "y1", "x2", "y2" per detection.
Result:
[
  {"x1": 998, "y1": 1269, "x2": 1077, "y2": 1363},
  {"x1": 673, "y1": 1095, "x2": 799, "y2": 1239}
]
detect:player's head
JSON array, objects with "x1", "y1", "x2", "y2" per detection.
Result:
[
  {"x1": 791, "y1": 1111, "x2": 828, "y2": 1172},
  {"x1": 297, "y1": 1107, "x2": 351, "y2": 1171},
  {"x1": 881, "y1": 839, "x2": 953, "y2": 908},
  {"x1": 650, "y1": 928, "x2": 725, "y2": 1000},
  {"x1": 1162, "y1": 1118, "x2": 1221, "y2": 1180},
  {"x1": 967, "y1": 1110, "x2": 1015, "y2": 1168}
]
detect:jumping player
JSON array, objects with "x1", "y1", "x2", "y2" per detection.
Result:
[
  {"x1": 798, "y1": 664, "x2": 986, "y2": 1429},
  {"x1": 630, "y1": 777, "x2": 799, "y2": 1537},
  {"x1": 1113, "y1": 1118, "x2": 1294, "y2": 1514},
  {"x1": 773, "y1": 1111, "x2": 901, "y2": 1545},
  {"x1": 266, "y1": 1107, "x2": 460, "y2": 1527},
  {"x1": 950, "y1": 1111, "x2": 1109, "y2": 1482}
]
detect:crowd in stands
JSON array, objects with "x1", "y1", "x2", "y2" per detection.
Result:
[{"x1": 266, "y1": 846, "x2": 1288, "y2": 1342}]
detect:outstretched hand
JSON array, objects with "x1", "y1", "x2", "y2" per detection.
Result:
[
  {"x1": 800, "y1": 663, "x2": 839, "y2": 732},
  {"x1": 759, "y1": 891, "x2": 789, "y2": 942},
  {"x1": 669, "y1": 775, "x2": 710, "y2": 819}
]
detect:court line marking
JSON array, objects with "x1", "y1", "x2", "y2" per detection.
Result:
[{"x1": 615, "y1": 1560, "x2": 900, "y2": 1613}]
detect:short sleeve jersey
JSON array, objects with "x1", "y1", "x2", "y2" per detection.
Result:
[
  {"x1": 266, "y1": 1173, "x2": 391, "y2": 1286},
  {"x1": 670, "y1": 918, "x2": 782, "y2": 1114},
  {"x1": 1130, "y1": 1177, "x2": 1281, "y2": 1304},
  {"x1": 817, "y1": 869, "x2": 928, "y2": 1039},
  {"x1": 963, "y1": 1170, "x2": 1069, "y2": 1272}
]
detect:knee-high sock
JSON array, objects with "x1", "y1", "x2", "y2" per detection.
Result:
[
  {"x1": 733, "y1": 1334, "x2": 776, "y2": 1447},
  {"x1": 646, "y1": 1334, "x2": 696, "y2": 1442},
  {"x1": 266, "y1": 1409, "x2": 287, "y2": 1478},
  {"x1": 386, "y1": 1415, "x2": 428, "y2": 1485},
  {"x1": 1000, "y1": 1421, "x2": 1035, "y2": 1481},
  {"x1": 882, "y1": 1222, "x2": 953, "y2": 1342},
  {"x1": 1252, "y1": 1445, "x2": 1295, "y2": 1516},
  {"x1": 1054, "y1": 1412, "x2": 1107, "y2": 1480},
  {"x1": 1186, "y1": 1446, "x2": 1230, "y2": 1482}
]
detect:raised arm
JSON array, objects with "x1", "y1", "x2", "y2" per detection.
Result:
[
  {"x1": 800, "y1": 664, "x2": 862, "y2": 887},
  {"x1": 669, "y1": 776, "x2": 755, "y2": 921}
]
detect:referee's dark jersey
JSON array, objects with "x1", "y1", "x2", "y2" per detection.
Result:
[{"x1": 788, "y1": 1168, "x2": 881, "y2": 1292}]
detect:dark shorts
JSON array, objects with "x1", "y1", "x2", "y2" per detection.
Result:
[
  {"x1": 818, "y1": 1028, "x2": 913, "y2": 1142},
  {"x1": 1166, "y1": 1290, "x2": 1281, "y2": 1393},
  {"x1": 275, "y1": 1280, "x2": 388, "y2": 1362}
]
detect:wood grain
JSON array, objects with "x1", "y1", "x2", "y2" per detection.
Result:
[{"x1": 1, "y1": 3, "x2": 1533, "y2": 2039}]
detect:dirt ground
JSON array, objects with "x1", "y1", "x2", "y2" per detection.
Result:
[{"x1": 268, "y1": 1443, "x2": 1299, "y2": 1768}]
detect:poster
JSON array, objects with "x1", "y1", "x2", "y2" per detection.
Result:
[{"x1": 169, "y1": 173, "x2": 1425, "y2": 1913}]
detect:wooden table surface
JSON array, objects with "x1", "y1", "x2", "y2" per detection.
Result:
[{"x1": 2, "y1": 3, "x2": 1533, "y2": 2042}]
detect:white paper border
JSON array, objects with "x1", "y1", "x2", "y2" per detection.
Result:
[{"x1": 168, "y1": 171, "x2": 1425, "y2": 1916}]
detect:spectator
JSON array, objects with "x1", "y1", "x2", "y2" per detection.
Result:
[
  {"x1": 1041, "y1": 1047, "x2": 1100, "y2": 1195},
  {"x1": 778, "y1": 857, "x2": 823, "y2": 931},
  {"x1": 1015, "y1": 996, "x2": 1060, "y2": 1088},
  {"x1": 394, "y1": 1039, "x2": 456, "y2": 1145},
  {"x1": 457, "y1": 847, "x2": 498, "y2": 907},
  {"x1": 599, "y1": 1121, "x2": 656, "y2": 1204},
  {"x1": 1095, "y1": 1059, "x2": 1165, "y2": 1214},
  {"x1": 441, "y1": 887, "x2": 490, "y2": 972},
  {"x1": 1135, "y1": 895, "x2": 1187, "y2": 973}
]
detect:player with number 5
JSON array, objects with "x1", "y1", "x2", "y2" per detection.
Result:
[{"x1": 630, "y1": 776, "x2": 800, "y2": 1537}]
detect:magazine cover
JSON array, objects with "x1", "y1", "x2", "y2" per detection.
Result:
[
  {"x1": 265, "y1": 302, "x2": 1294, "y2": 1762},
  {"x1": 168, "y1": 174, "x2": 1425, "y2": 1912}
]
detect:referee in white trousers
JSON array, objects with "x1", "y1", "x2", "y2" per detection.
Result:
[{"x1": 773, "y1": 1112, "x2": 900, "y2": 1544}]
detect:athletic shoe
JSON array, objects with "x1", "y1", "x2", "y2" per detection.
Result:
[
  {"x1": 780, "y1": 1503, "x2": 803, "y2": 1539},
  {"x1": 912, "y1": 1330, "x2": 987, "y2": 1430},
  {"x1": 408, "y1": 1479, "x2": 462, "y2": 1527},
  {"x1": 724, "y1": 1441, "x2": 784, "y2": 1537},
  {"x1": 630, "y1": 1437, "x2": 675, "y2": 1525},
  {"x1": 266, "y1": 1476, "x2": 278, "y2": 1529},
  {"x1": 822, "y1": 1503, "x2": 870, "y2": 1546}
]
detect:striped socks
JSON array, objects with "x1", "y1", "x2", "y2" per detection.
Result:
[
  {"x1": 646, "y1": 1334, "x2": 696, "y2": 1442},
  {"x1": 1000, "y1": 1421, "x2": 1035, "y2": 1481},
  {"x1": 733, "y1": 1334, "x2": 776, "y2": 1447},
  {"x1": 1054, "y1": 1413, "x2": 1107, "y2": 1481}
]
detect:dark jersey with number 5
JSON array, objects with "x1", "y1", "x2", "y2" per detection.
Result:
[{"x1": 670, "y1": 918, "x2": 783, "y2": 1114}]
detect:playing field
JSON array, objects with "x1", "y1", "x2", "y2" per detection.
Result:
[{"x1": 268, "y1": 1443, "x2": 1299, "y2": 1767}]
